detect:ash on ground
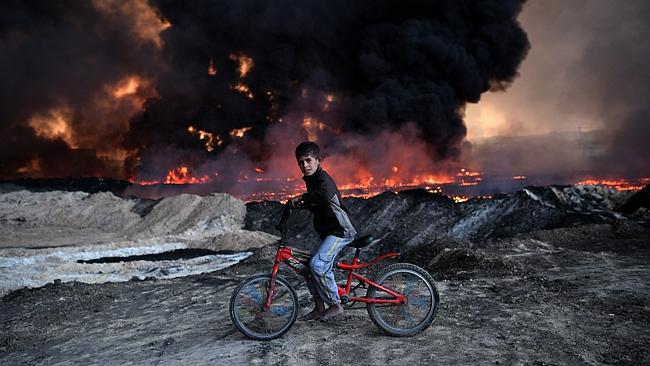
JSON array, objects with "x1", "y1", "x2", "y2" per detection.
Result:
[{"x1": 1, "y1": 184, "x2": 649, "y2": 365}]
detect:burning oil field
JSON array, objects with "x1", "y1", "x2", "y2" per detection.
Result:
[{"x1": 1, "y1": 0, "x2": 649, "y2": 365}]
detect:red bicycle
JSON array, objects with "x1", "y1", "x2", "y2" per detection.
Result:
[{"x1": 229, "y1": 205, "x2": 439, "y2": 340}]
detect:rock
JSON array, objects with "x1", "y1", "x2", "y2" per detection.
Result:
[
  {"x1": 190, "y1": 230, "x2": 278, "y2": 252},
  {"x1": 246, "y1": 185, "x2": 640, "y2": 255}
]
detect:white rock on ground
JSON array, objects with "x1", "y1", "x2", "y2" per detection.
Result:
[{"x1": 0, "y1": 190, "x2": 278, "y2": 294}]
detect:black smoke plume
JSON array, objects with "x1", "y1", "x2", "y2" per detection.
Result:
[
  {"x1": 0, "y1": 0, "x2": 530, "y2": 188},
  {"x1": 128, "y1": 0, "x2": 530, "y2": 183},
  {"x1": 0, "y1": 0, "x2": 165, "y2": 178}
]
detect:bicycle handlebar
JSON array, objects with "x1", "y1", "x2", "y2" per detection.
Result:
[{"x1": 275, "y1": 204, "x2": 292, "y2": 246}]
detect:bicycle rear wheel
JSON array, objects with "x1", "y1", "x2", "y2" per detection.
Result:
[
  {"x1": 366, "y1": 263, "x2": 439, "y2": 336},
  {"x1": 229, "y1": 274, "x2": 298, "y2": 340}
]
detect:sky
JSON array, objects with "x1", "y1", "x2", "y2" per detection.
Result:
[
  {"x1": 467, "y1": 0, "x2": 649, "y2": 140},
  {"x1": 463, "y1": 0, "x2": 650, "y2": 179}
]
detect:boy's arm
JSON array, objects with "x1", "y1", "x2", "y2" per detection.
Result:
[{"x1": 300, "y1": 176, "x2": 334, "y2": 207}]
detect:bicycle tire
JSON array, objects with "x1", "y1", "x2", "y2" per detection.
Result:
[
  {"x1": 366, "y1": 263, "x2": 439, "y2": 337},
  {"x1": 229, "y1": 274, "x2": 299, "y2": 340}
]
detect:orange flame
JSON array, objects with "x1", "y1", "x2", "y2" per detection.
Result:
[
  {"x1": 233, "y1": 82, "x2": 254, "y2": 99},
  {"x1": 302, "y1": 116, "x2": 340, "y2": 141},
  {"x1": 16, "y1": 158, "x2": 42, "y2": 175},
  {"x1": 112, "y1": 76, "x2": 140, "y2": 98},
  {"x1": 229, "y1": 52, "x2": 254, "y2": 77},
  {"x1": 92, "y1": 0, "x2": 170, "y2": 49},
  {"x1": 28, "y1": 108, "x2": 77, "y2": 148},
  {"x1": 230, "y1": 126, "x2": 253, "y2": 138},
  {"x1": 164, "y1": 166, "x2": 210, "y2": 184},
  {"x1": 577, "y1": 178, "x2": 650, "y2": 191},
  {"x1": 208, "y1": 58, "x2": 217, "y2": 76},
  {"x1": 187, "y1": 125, "x2": 223, "y2": 152},
  {"x1": 323, "y1": 93, "x2": 336, "y2": 111},
  {"x1": 450, "y1": 195, "x2": 469, "y2": 203}
]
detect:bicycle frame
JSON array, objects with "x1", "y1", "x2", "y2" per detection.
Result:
[{"x1": 264, "y1": 245, "x2": 407, "y2": 310}]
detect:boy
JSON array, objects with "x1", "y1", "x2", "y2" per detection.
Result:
[{"x1": 289, "y1": 141, "x2": 357, "y2": 322}]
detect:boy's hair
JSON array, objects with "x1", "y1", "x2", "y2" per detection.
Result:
[{"x1": 295, "y1": 141, "x2": 321, "y2": 160}]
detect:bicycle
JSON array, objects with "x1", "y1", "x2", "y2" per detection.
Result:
[{"x1": 229, "y1": 204, "x2": 439, "y2": 340}]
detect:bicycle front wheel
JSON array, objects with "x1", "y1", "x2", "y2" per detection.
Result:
[
  {"x1": 229, "y1": 274, "x2": 298, "y2": 340},
  {"x1": 366, "y1": 263, "x2": 439, "y2": 336}
]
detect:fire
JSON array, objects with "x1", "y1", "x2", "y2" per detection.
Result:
[
  {"x1": 164, "y1": 166, "x2": 210, "y2": 184},
  {"x1": 187, "y1": 125, "x2": 223, "y2": 152},
  {"x1": 450, "y1": 195, "x2": 469, "y2": 203},
  {"x1": 230, "y1": 126, "x2": 252, "y2": 138},
  {"x1": 229, "y1": 52, "x2": 254, "y2": 78},
  {"x1": 28, "y1": 108, "x2": 77, "y2": 148},
  {"x1": 458, "y1": 168, "x2": 481, "y2": 177},
  {"x1": 456, "y1": 168, "x2": 482, "y2": 186},
  {"x1": 92, "y1": 0, "x2": 170, "y2": 49},
  {"x1": 338, "y1": 173, "x2": 454, "y2": 192},
  {"x1": 233, "y1": 82, "x2": 254, "y2": 99},
  {"x1": 323, "y1": 93, "x2": 336, "y2": 111},
  {"x1": 577, "y1": 178, "x2": 650, "y2": 191},
  {"x1": 513, "y1": 175, "x2": 527, "y2": 180},
  {"x1": 134, "y1": 165, "x2": 212, "y2": 185},
  {"x1": 255, "y1": 167, "x2": 265, "y2": 174},
  {"x1": 112, "y1": 77, "x2": 140, "y2": 98},
  {"x1": 228, "y1": 52, "x2": 255, "y2": 98},
  {"x1": 208, "y1": 58, "x2": 217, "y2": 76},
  {"x1": 302, "y1": 116, "x2": 338, "y2": 141},
  {"x1": 16, "y1": 158, "x2": 42, "y2": 175},
  {"x1": 186, "y1": 125, "x2": 254, "y2": 152}
]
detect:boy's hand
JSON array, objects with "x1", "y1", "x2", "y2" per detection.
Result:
[{"x1": 288, "y1": 196, "x2": 301, "y2": 208}]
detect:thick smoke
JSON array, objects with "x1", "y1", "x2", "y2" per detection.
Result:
[
  {"x1": 0, "y1": 0, "x2": 530, "y2": 189},
  {"x1": 128, "y1": 0, "x2": 529, "y2": 185},
  {"x1": 567, "y1": 0, "x2": 650, "y2": 176},
  {"x1": 0, "y1": 0, "x2": 166, "y2": 178},
  {"x1": 464, "y1": 0, "x2": 650, "y2": 182}
]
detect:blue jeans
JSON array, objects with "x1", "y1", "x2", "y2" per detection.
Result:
[{"x1": 307, "y1": 235, "x2": 355, "y2": 305}]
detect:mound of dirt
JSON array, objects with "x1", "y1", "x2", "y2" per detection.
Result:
[
  {"x1": 0, "y1": 190, "x2": 278, "y2": 294},
  {"x1": 616, "y1": 185, "x2": 650, "y2": 226},
  {"x1": 401, "y1": 237, "x2": 522, "y2": 279},
  {"x1": 0, "y1": 190, "x2": 140, "y2": 232},
  {"x1": 125, "y1": 193, "x2": 246, "y2": 239},
  {"x1": 246, "y1": 185, "x2": 638, "y2": 254},
  {"x1": 0, "y1": 190, "x2": 268, "y2": 251}
]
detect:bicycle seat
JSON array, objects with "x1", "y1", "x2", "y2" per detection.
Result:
[{"x1": 349, "y1": 235, "x2": 375, "y2": 249}]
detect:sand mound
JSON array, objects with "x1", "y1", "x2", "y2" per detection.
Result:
[
  {"x1": 0, "y1": 190, "x2": 271, "y2": 251},
  {"x1": 0, "y1": 190, "x2": 277, "y2": 294},
  {"x1": 125, "y1": 193, "x2": 245, "y2": 239},
  {"x1": 0, "y1": 190, "x2": 139, "y2": 232},
  {"x1": 247, "y1": 185, "x2": 638, "y2": 254}
]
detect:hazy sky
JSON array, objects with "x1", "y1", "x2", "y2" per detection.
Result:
[{"x1": 465, "y1": 0, "x2": 650, "y2": 141}]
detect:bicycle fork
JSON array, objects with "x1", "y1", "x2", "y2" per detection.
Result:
[{"x1": 263, "y1": 258, "x2": 282, "y2": 311}]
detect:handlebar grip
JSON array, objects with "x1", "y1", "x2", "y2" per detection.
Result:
[{"x1": 276, "y1": 203, "x2": 292, "y2": 233}]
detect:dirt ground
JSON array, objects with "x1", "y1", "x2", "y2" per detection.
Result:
[{"x1": 1, "y1": 224, "x2": 649, "y2": 365}]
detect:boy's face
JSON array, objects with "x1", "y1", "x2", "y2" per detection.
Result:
[{"x1": 297, "y1": 154, "x2": 320, "y2": 176}]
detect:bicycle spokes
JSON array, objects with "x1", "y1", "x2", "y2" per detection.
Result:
[
  {"x1": 230, "y1": 276, "x2": 298, "y2": 339},
  {"x1": 372, "y1": 270, "x2": 433, "y2": 330}
]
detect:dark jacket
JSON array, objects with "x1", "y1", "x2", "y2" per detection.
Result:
[{"x1": 300, "y1": 167, "x2": 357, "y2": 239}]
